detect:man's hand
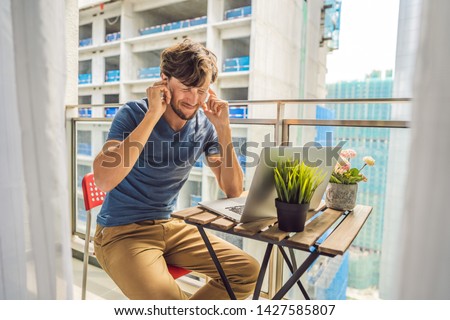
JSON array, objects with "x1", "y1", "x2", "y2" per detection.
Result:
[
  {"x1": 202, "y1": 88, "x2": 230, "y2": 129},
  {"x1": 146, "y1": 79, "x2": 171, "y2": 118}
]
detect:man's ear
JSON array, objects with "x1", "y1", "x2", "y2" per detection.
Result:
[{"x1": 161, "y1": 72, "x2": 168, "y2": 81}]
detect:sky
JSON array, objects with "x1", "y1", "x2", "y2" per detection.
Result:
[{"x1": 325, "y1": 0, "x2": 400, "y2": 83}]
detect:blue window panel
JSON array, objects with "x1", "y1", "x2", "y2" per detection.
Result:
[
  {"x1": 180, "y1": 19, "x2": 190, "y2": 28},
  {"x1": 225, "y1": 6, "x2": 252, "y2": 20},
  {"x1": 139, "y1": 14, "x2": 207, "y2": 38},
  {"x1": 229, "y1": 106, "x2": 248, "y2": 119},
  {"x1": 170, "y1": 21, "x2": 181, "y2": 30},
  {"x1": 239, "y1": 155, "x2": 246, "y2": 173},
  {"x1": 105, "y1": 70, "x2": 120, "y2": 82},
  {"x1": 79, "y1": 38, "x2": 92, "y2": 47},
  {"x1": 194, "y1": 154, "x2": 204, "y2": 168},
  {"x1": 190, "y1": 194, "x2": 202, "y2": 207},
  {"x1": 138, "y1": 66, "x2": 161, "y2": 79},
  {"x1": 105, "y1": 32, "x2": 121, "y2": 43},
  {"x1": 104, "y1": 107, "x2": 119, "y2": 118},
  {"x1": 78, "y1": 108, "x2": 92, "y2": 118},
  {"x1": 78, "y1": 73, "x2": 92, "y2": 84},
  {"x1": 77, "y1": 143, "x2": 92, "y2": 156},
  {"x1": 189, "y1": 16, "x2": 207, "y2": 26},
  {"x1": 243, "y1": 6, "x2": 252, "y2": 16},
  {"x1": 139, "y1": 25, "x2": 162, "y2": 36},
  {"x1": 223, "y1": 56, "x2": 250, "y2": 72}
]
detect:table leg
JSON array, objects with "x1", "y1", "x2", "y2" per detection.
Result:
[
  {"x1": 278, "y1": 246, "x2": 310, "y2": 300},
  {"x1": 196, "y1": 225, "x2": 237, "y2": 300},
  {"x1": 272, "y1": 251, "x2": 320, "y2": 300},
  {"x1": 289, "y1": 248, "x2": 298, "y2": 270},
  {"x1": 252, "y1": 243, "x2": 274, "y2": 300}
]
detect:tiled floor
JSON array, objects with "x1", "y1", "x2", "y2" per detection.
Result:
[{"x1": 72, "y1": 257, "x2": 127, "y2": 300}]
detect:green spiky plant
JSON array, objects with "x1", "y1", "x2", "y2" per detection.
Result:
[{"x1": 274, "y1": 159, "x2": 327, "y2": 204}]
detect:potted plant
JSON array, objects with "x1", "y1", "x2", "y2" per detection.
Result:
[
  {"x1": 326, "y1": 149, "x2": 375, "y2": 211},
  {"x1": 273, "y1": 159, "x2": 326, "y2": 232}
]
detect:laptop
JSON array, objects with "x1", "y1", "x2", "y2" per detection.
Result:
[{"x1": 198, "y1": 146, "x2": 340, "y2": 223}]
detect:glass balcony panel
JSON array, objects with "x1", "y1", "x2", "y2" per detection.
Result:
[
  {"x1": 75, "y1": 121, "x2": 112, "y2": 236},
  {"x1": 286, "y1": 124, "x2": 411, "y2": 299}
]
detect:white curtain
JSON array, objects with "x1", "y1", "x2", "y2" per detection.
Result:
[
  {"x1": 0, "y1": 0, "x2": 72, "y2": 299},
  {"x1": 396, "y1": 0, "x2": 450, "y2": 299}
]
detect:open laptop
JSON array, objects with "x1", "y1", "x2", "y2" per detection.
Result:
[{"x1": 198, "y1": 146, "x2": 340, "y2": 223}]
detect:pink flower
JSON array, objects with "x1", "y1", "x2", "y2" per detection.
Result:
[
  {"x1": 337, "y1": 156, "x2": 350, "y2": 166},
  {"x1": 340, "y1": 149, "x2": 357, "y2": 159},
  {"x1": 331, "y1": 148, "x2": 375, "y2": 184},
  {"x1": 335, "y1": 158, "x2": 350, "y2": 174}
]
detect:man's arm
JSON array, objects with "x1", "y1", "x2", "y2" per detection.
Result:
[
  {"x1": 93, "y1": 81, "x2": 171, "y2": 192},
  {"x1": 203, "y1": 89, "x2": 243, "y2": 198}
]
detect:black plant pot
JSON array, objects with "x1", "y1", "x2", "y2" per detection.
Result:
[{"x1": 275, "y1": 198, "x2": 310, "y2": 232}]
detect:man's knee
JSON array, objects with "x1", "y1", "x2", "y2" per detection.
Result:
[
  {"x1": 244, "y1": 255, "x2": 260, "y2": 284},
  {"x1": 232, "y1": 254, "x2": 259, "y2": 285}
]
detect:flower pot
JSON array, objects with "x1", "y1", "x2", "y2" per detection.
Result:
[
  {"x1": 275, "y1": 199, "x2": 310, "y2": 232},
  {"x1": 325, "y1": 183, "x2": 358, "y2": 211}
]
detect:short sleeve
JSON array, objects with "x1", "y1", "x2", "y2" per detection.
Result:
[
  {"x1": 204, "y1": 126, "x2": 220, "y2": 156},
  {"x1": 107, "y1": 101, "x2": 144, "y2": 141}
]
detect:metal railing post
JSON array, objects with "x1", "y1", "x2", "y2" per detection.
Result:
[{"x1": 276, "y1": 101, "x2": 285, "y2": 145}]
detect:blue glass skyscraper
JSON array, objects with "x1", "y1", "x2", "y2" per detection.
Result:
[{"x1": 326, "y1": 70, "x2": 393, "y2": 292}]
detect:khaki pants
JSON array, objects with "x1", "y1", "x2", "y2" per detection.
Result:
[{"x1": 94, "y1": 218, "x2": 259, "y2": 300}]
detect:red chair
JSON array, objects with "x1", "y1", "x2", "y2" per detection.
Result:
[{"x1": 80, "y1": 173, "x2": 190, "y2": 299}]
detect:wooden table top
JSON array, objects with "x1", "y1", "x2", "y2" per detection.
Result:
[{"x1": 172, "y1": 202, "x2": 373, "y2": 257}]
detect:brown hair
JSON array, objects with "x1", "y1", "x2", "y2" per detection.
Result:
[{"x1": 160, "y1": 39, "x2": 218, "y2": 87}]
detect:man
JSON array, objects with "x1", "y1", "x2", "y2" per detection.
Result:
[{"x1": 93, "y1": 39, "x2": 259, "y2": 300}]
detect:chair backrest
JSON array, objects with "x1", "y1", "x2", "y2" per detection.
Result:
[
  {"x1": 81, "y1": 173, "x2": 106, "y2": 211},
  {"x1": 80, "y1": 172, "x2": 190, "y2": 289}
]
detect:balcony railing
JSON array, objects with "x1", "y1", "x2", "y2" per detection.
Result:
[{"x1": 66, "y1": 97, "x2": 411, "y2": 299}]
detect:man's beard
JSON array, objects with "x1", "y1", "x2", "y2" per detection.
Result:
[{"x1": 170, "y1": 101, "x2": 199, "y2": 121}]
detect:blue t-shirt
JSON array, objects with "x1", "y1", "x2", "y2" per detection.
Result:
[{"x1": 96, "y1": 98, "x2": 219, "y2": 226}]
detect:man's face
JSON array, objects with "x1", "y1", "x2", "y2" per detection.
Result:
[{"x1": 167, "y1": 77, "x2": 210, "y2": 121}]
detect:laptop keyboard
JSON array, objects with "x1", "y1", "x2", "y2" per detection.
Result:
[{"x1": 225, "y1": 205, "x2": 245, "y2": 215}]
